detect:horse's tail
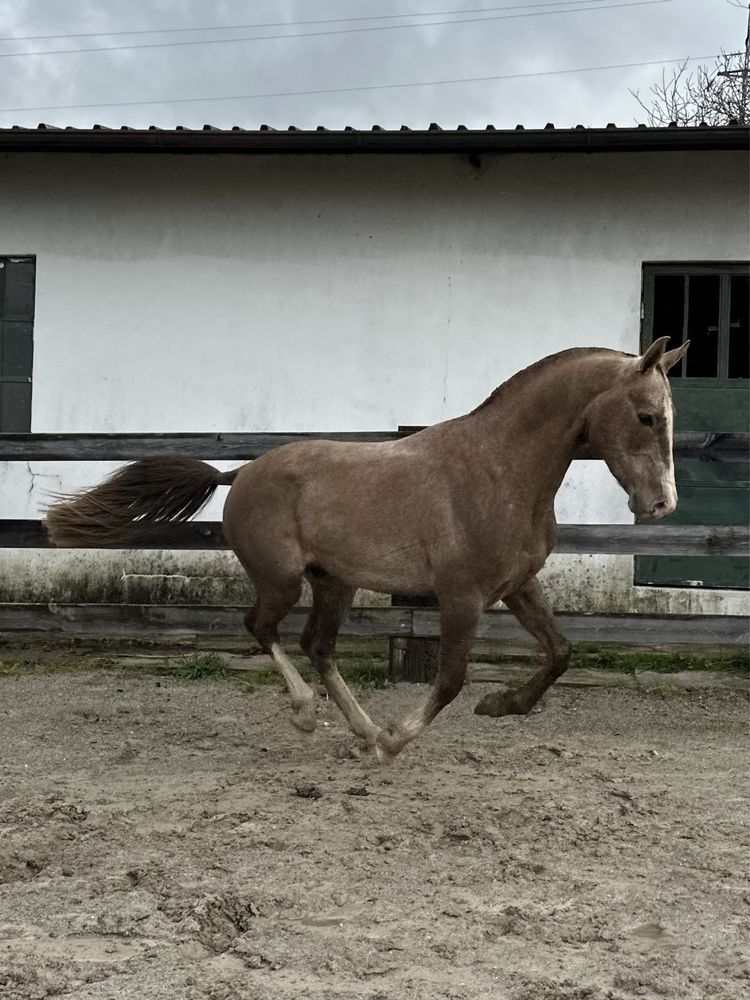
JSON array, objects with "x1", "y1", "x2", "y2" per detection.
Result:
[{"x1": 44, "y1": 457, "x2": 240, "y2": 547}]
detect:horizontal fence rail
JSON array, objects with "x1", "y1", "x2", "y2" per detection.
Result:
[
  {"x1": 0, "y1": 430, "x2": 747, "y2": 461},
  {"x1": 0, "y1": 431, "x2": 399, "y2": 461},
  {"x1": 0, "y1": 604, "x2": 747, "y2": 646},
  {"x1": 1, "y1": 519, "x2": 748, "y2": 556}
]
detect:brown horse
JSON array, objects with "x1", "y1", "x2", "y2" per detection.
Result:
[{"x1": 46, "y1": 338, "x2": 688, "y2": 760}]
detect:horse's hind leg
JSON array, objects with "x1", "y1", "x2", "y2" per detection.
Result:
[
  {"x1": 301, "y1": 570, "x2": 380, "y2": 748},
  {"x1": 246, "y1": 576, "x2": 318, "y2": 733},
  {"x1": 474, "y1": 576, "x2": 571, "y2": 717}
]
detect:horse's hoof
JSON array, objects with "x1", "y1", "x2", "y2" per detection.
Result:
[
  {"x1": 474, "y1": 690, "x2": 526, "y2": 717},
  {"x1": 373, "y1": 742, "x2": 396, "y2": 766},
  {"x1": 372, "y1": 727, "x2": 402, "y2": 764},
  {"x1": 290, "y1": 702, "x2": 317, "y2": 733}
]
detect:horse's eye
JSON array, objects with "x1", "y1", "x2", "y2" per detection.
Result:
[{"x1": 638, "y1": 413, "x2": 655, "y2": 427}]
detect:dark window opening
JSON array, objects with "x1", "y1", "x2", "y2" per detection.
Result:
[
  {"x1": 729, "y1": 274, "x2": 749, "y2": 379},
  {"x1": 653, "y1": 274, "x2": 685, "y2": 376},
  {"x1": 0, "y1": 256, "x2": 35, "y2": 432},
  {"x1": 685, "y1": 274, "x2": 720, "y2": 378}
]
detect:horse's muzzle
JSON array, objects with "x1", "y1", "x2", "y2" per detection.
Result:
[{"x1": 629, "y1": 494, "x2": 675, "y2": 519}]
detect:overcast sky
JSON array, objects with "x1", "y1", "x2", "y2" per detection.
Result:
[{"x1": 0, "y1": 0, "x2": 744, "y2": 130}]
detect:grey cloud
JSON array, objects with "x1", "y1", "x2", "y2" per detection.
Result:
[{"x1": 0, "y1": 0, "x2": 742, "y2": 129}]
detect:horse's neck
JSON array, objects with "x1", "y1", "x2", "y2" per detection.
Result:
[{"x1": 463, "y1": 352, "x2": 624, "y2": 509}]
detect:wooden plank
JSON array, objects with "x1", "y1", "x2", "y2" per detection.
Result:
[
  {"x1": 0, "y1": 430, "x2": 746, "y2": 462},
  {"x1": 412, "y1": 609, "x2": 750, "y2": 646},
  {"x1": 0, "y1": 520, "x2": 51, "y2": 548},
  {"x1": 0, "y1": 603, "x2": 413, "y2": 638},
  {"x1": 398, "y1": 429, "x2": 747, "y2": 461},
  {"x1": 0, "y1": 519, "x2": 227, "y2": 550},
  {"x1": 2, "y1": 519, "x2": 748, "y2": 556},
  {"x1": 0, "y1": 603, "x2": 746, "y2": 646},
  {"x1": 0, "y1": 431, "x2": 402, "y2": 461},
  {"x1": 576, "y1": 435, "x2": 748, "y2": 462},
  {"x1": 554, "y1": 524, "x2": 749, "y2": 556}
]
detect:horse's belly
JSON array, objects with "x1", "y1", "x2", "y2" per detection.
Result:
[{"x1": 310, "y1": 531, "x2": 435, "y2": 595}]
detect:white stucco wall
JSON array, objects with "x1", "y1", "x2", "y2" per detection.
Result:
[{"x1": 1, "y1": 149, "x2": 747, "y2": 614}]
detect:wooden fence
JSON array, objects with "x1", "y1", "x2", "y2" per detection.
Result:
[{"x1": 1, "y1": 430, "x2": 748, "y2": 651}]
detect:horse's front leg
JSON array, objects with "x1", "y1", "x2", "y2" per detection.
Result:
[
  {"x1": 376, "y1": 595, "x2": 482, "y2": 762},
  {"x1": 474, "y1": 576, "x2": 571, "y2": 717}
]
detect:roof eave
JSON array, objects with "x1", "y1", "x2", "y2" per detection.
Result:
[{"x1": 0, "y1": 126, "x2": 747, "y2": 155}]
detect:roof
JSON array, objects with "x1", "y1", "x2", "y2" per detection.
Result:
[{"x1": 0, "y1": 123, "x2": 747, "y2": 155}]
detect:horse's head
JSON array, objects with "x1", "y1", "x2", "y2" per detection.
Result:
[{"x1": 583, "y1": 337, "x2": 690, "y2": 519}]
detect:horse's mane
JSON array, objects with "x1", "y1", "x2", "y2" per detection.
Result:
[{"x1": 470, "y1": 346, "x2": 632, "y2": 415}]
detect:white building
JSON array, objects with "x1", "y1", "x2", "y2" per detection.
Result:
[{"x1": 1, "y1": 124, "x2": 747, "y2": 616}]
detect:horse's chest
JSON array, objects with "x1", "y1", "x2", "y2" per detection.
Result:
[{"x1": 485, "y1": 524, "x2": 553, "y2": 599}]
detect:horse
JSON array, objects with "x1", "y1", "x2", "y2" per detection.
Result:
[{"x1": 45, "y1": 337, "x2": 689, "y2": 761}]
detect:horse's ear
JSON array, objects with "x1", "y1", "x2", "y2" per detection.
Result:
[
  {"x1": 661, "y1": 340, "x2": 690, "y2": 374},
  {"x1": 638, "y1": 336, "x2": 670, "y2": 373}
]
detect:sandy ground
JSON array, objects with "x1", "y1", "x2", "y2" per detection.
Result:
[{"x1": 0, "y1": 667, "x2": 748, "y2": 1000}]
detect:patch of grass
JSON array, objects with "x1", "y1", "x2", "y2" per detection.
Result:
[
  {"x1": 0, "y1": 660, "x2": 26, "y2": 676},
  {"x1": 338, "y1": 659, "x2": 390, "y2": 689},
  {"x1": 241, "y1": 658, "x2": 390, "y2": 693},
  {"x1": 174, "y1": 652, "x2": 228, "y2": 679},
  {"x1": 572, "y1": 646, "x2": 749, "y2": 675},
  {"x1": 0, "y1": 655, "x2": 115, "y2": 677},
  {"x1": 241, "y1": 669, "x2": 284, "y2": 693}
]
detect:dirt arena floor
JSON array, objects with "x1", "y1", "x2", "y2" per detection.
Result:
[{"x1": 1, "y1": 661, "x2": 748, "y2": 1000}]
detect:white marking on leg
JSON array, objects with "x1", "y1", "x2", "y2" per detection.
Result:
[
  {"x1": 270, "y1": 642, "x2": 317, "y2": 732},
  {"x1": 374, "y1": 709, "x2": 429, "y2": 762},
  {"x1": 319, "y1": 663, "x2": 380, "y2": 747}
]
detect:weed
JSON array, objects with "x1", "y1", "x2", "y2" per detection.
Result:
[
  {"x1": 338, "y1": 660, "x2": 390, "y2": 688},
  {"x1": 175, "y1": 653, "x2": 228, "y2": 679},
  {"x1": 0, "y1": 660, "x2": 25, "y2": 676}
]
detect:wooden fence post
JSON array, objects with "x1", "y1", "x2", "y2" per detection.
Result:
[
  {"x1": 388, "y1": 592, "x2": 441, "y2": 683},
  {"x1": 388, "y1": 636, "x2": 440, "y2": 684}
]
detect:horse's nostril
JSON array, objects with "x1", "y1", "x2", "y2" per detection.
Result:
[{"x1": 652, "y1": 500, "x2": 670, "y2": 517}]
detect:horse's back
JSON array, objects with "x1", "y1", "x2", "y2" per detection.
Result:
[{"x1": 222, "y1": 435, "x2": 457, "y2": 592}]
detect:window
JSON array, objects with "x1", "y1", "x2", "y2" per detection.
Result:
[
  {"x1": 729, "y1": 273, "x2": 749, "y2": 379},
  {"x1": 0, "y1": 256, "x2": 35, "y2": 431},
  {"x1": 644, "y1": 263, "x2": 749, "y2": 381}
]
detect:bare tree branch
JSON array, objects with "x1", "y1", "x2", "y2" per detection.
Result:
[{"x1": 630, "y1": 9, "x2": 750, "y2": 126}]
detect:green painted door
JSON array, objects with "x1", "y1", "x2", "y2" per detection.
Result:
[
  {"x1": 635, "y1": 263, "x2": 749, "y2": 590},
  {"x1": 0, "y1": 256, "x2": 35, "y2": 432}
]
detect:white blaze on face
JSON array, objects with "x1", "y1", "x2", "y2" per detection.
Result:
[{"x1": 662, "y1": 395, "x2": 677, "y2": 512}]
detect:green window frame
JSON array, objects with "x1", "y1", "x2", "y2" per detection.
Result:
[{"x1": 0, "y1": 256, "x2": 36, "y2": 432}]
